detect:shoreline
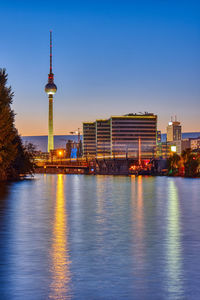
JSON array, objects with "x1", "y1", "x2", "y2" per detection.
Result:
[{"x1": 34, "y1": 168, "x2": 200, "y2": 178}]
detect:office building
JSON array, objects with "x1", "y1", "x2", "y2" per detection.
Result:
[
  {"x1": 167, "y1": 140, "x2": 182, "y2": 155},
  {"x1": 190, "y1": 137, "x2": 200, "y2": 150},
  {"x1": 96, "y1": 119, "x2": 111, "y2": 156},
  {"x1": 181, "y1": 139, "x2": 190, "y2": 152},
  {"x1": 83, "y1": 113, "x2": 157, "y2": 159},
  {"x1": 111, "y1": 114, "x2": 157, "y2": 158},
  {"x1": 167, "y1": 119, "x2": 182, "y2": 142},
  {"x1": 83, "y1": 122, "x2": 96, "y2": 156},
  {"x1": 157, "y1": 131, "x2": 161, "y2": 144},
  {"x1": 166, "y1": 118, "x2": 182, "y2": 155}
]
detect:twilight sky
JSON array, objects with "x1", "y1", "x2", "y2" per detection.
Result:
[{"x1": 1, "y1": 0, "x2": 200, "y2": 135}]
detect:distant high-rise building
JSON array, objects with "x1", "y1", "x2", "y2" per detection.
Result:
[
  {"x1": 167, "y1": 119, "x2": 182, "y2": 142},
  {"x1": 166, "y1": 118, "x2": 182, "y2": 155}
]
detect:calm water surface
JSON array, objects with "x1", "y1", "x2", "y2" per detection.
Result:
[{"x1": 0, "y1": 175, "x2": 200, "y2": 299}]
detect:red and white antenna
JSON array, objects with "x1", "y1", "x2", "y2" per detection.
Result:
[
  {"x1": 50, "y1": 30, "x2": 52, "y2": 74},
  {"x1": 48, "y1": 31, "x2": 54, "y2": 83}
]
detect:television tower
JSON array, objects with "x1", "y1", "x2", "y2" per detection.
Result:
[{"x1": 45, "y1": 31, "x2": 57, "y2": 152}]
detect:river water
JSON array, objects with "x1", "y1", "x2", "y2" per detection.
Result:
[{"x1": 0, "y1": 174, "x2": 200, "y2": 300}]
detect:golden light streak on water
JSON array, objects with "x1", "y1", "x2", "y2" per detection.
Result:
[
  {"x1": 131, "y1": 175, "x2": 145, "y2": 259},
  {"x1": 130, "y1": 175, "x2": 146, "y2": 297},
  {"x1": 134, "y1": 175, "x2": 144, "y2": 239},
  {"x1": 137, "y1": 176, "x2": 143, "y2": 216},
  {"x1": 49, "y1": 174, "x2": 71, "y2": 299},
  {"x1": 166, "y1": 180, "x2": 183, "y2": 297},
  {"x1": 96, "y1": 176, "x2": 106, "y2": 226}
]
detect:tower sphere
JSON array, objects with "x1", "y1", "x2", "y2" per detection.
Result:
[{"x1": 45, "y1": 82, "x2": 57, "y2": 95}]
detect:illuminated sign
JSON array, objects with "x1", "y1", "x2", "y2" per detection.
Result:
[{"x1": 171, "y1": 146, "x2": 176, "y2": 152}]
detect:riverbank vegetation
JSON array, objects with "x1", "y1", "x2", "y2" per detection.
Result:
[
  {"x1": 167, "y1": 149, "x2": 200, "y2": 177},
  {"x1": 0, "y1": 69, "x2": 35, "y2": 181}
]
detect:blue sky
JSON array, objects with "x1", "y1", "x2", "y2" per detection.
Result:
[{"x1": 1, "y1": 0, "x2": 200, "y2": 135}]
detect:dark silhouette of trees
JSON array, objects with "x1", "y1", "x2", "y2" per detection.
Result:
[
  {"x1": 167, "y1": 148, "x2": 200, "y2": 177},
  {"x1": 182, "y1": 149, "x2": 199, "y2": 177},
  {"x1": 167, "y1": 153, "x2": 181, "y2": 175},
  {"x1": 0, "y1": 68, "x2": 35, "y2": 181}
]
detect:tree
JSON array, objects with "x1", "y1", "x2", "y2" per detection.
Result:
[
  {"x1": 167, "y1": 153, "x2": 181, "y2": 176},
  {"x1": 181, "y1": 148, "x2": 200, "y2": 177},
  {"x1": 181, "y1": 148, "x2": 191, "y2": 164},
  {"x1": 184, "y1": 153, "x2": 199, "y2": 177},
  {"x1": 0, "y1": 68, "x2": 34, "y2": 181},
  {"x1": 10, "y1": 138, "x2": 35, "y2": 177}
]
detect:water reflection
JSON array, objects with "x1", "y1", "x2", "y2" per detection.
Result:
[
  {"x1": 131, "y1": 175, "x2": 146, "y2": 297},
  {"x1": 136, "y1": 176, "x2": 144, "y2": 238},
  {"x1": 1, "y1": 175, "x2": 200, "y2": 299},
  {"x1": 131, "y1": 175, "x2": 145, "y2": 253},
  {"x1": 166, "y1": 179, "x2": 183, "y2": 297},
  {"x1": 49, "y1": 175, "x2": 71, "y2": 299},
  {"x1": 96, "y1": 176, "x2": 106, "y2": 226}
]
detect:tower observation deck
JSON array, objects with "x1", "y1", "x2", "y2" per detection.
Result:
[{"x1": 45, "y1": 31, "x2": 57, "y2": 152}]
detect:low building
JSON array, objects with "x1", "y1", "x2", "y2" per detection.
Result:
[
  {"x1": 167, "y1": 140, "x2": 182, "y2": 155},
  {"x1": 157, "y1": 131, "x2": 161, "y2": 144},
  {"x1": 190, "y1": 137, "x2": 200, "y2": 150},
  {"x1": 50, "y1": 148, "x2": 66, "y2": 160},
  {"x1": 157, "y1": 142, "x2": 170, "y2": 159},
  {"x1": 181, "y1": 139, "x2": 190, "y2": 152}
]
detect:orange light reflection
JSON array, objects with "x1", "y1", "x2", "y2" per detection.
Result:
[
  {"x1": 131, "y1": 175, "x2": 145, "y2": 263},
  {"x1": 49, "y1": 174, "x2": 71, "y2": 299}
]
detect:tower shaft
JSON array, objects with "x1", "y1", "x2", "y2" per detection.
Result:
[
  {"x1": 45, "y1": 31, "x2": 57, "y2": 153},
  {"x1": 48, "y1": 95, "x2": 54, "y2": 152}
]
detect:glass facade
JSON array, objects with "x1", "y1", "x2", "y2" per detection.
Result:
[
  {"x1": 83, "y1": 122, "x2": 96, "y2": 156},
  {"x1": 111, "y1": 115, "x2": 157, "y2": 158},
  {"x1": 96, "y1": 119, "x2": 111, "y2": 156},
  {"x1": 83, "y1": 114, "x2": 157, "y2": 159}
]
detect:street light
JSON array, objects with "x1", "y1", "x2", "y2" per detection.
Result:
[{"x1": 57, "y1": 149, "x2": 65, "y2": 163}]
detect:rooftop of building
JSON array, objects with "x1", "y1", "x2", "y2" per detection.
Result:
[
  {"x1": 83, "y1": 112, "x2": 157, "y2": 124},
  {"x1": 111, "y1": 115, "x2": 156, "y2": 119},
  {"x1": 124, "y1": 112, "x2": 155, "y2": 116},
  {"x1": 96, "y1": 119, "x2": 109, "y2": 122}
]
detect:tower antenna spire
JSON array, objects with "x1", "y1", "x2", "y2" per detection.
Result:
[{"x1": 50, "y1": 30, "x2": 52, "y2": 74}]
